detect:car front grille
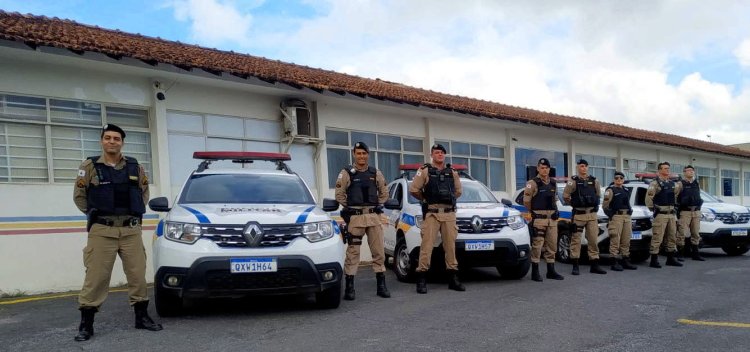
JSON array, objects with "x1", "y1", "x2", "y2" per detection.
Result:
[
  {"x1": 201, "y1": 224, "x2": 304, "y2": 247},
  {"x1": 456, "y1": 217, "x2": 508, "y2": 234},
  {"x1": 714, "y1": 213, "x2": 750, "y2": 225},
  {"x1": 632, "y1": 218, "x2": 652, "y2": 231},
  {"x1": 205, "y1": 268, "x2": 301, "y2": 290}
]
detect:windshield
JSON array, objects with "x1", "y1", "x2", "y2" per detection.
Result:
[
  {"x1": 179, "y1": 173, "x2": 315, "y2": 204},
  {"x1": 407, "y1": 181, "x2": 498, "y2": 204},
  {"x1": 700, "y1": 191, "x2": 720, "y2": 202}
]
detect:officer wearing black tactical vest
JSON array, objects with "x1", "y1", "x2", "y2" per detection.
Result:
[
  {"x1": 677, "y1": 165, "x2": 705, "y2": 261},
  {"x1": 523, "y1": 158, "x2": 564, "y2": 282},
  {"x1": 603, "y1": 171, "x2": 638, "y2": 271},
  {"x1": 645, "y1": 161, "x2": 683, "y2": 268},
  {"x1": 335, "y1": 141, "x2": 390, "y2": 300},
  {"x1": 563, "y1": 159, "x2": 606, "y2": 275},
  {"x1": 409, "y1": 144, "x2": 464, "y2": 294},
  {"x1": 72, "y1": 124, "x2": 162, "y2": 342}
]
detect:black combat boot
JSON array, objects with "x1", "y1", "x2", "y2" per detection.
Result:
[
  {"x1": 691, "y1": 245, "x2": 705, "y2": 261},
  {"x1": 416, "y1": 271, "x2": 428, "y2": 294},
  {"x1": 665, "y1": 252, "x2": 683, "y2": 267},
  {"x1": 447, "y1": 269, "x2": 466, "y2": 291},
  {"x1": 344, "y1": 275, "x2": 356, "y2": 300},
  {"x1": 571, "y1": 258, "x2": 580, "y2": 276},
  {"x1": 546, "y1": 263, "x2": 564, "y2": 280},
  {"x1": 621, "y1": 256, "x2": 638, "y2": 270},
  {"x1": 590, "y1": 259, "x2": 607, "y2": 274},
  {"x1": 531, "y1": 263, "x2": 542, "y2": 282},
  {"x1": 375, "y1": 272, "x2": 391, "y2": 298},
  {"x1": 610, "y1": 257, "x2": 623, "y2": 271},
  {"x1": 675, "y1": 246, "x2": 685, "y2": 262},
  {"x1": 133, "y1": 301, "x2": 163, "y2": 331},
  {"x1": 73, "y1": 307, "x2": 96, "y2": 341},
  {"x1": 649, "y1": 254, "x2": 661, "y2": 268}
]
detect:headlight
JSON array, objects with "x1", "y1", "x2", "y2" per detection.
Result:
[
  {"x1": 165, "y1": 221, "x2": 202, "y2": 244},
  {"x1": 701, "y1": 212, "x2": 716, "y2": 222},
  {"x1": 415, "y1": 215, "x2": 424, "y2": 228},
  {"x1": 302, "y1": 221, "x2": 334, "y2": 242},
  {"x1": 507, "y1": 215, "x2": 525, "y2": 230}
]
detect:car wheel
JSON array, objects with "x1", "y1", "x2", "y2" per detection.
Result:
[
  {"x1": 721, "y1": 243, "x2": 749, "y2": 256},
  {"x1": 556, "y1": 233, "x2": 572, "y2": 263},
  {"x1": 629, "y1": 251, "x2": 650, "y2": 263},
  {"x1": 496, "y1": 258, "x2": 531, "y2": 280},
  {"x1": 393, "y1": 238, "x2": 416, "y2": 282},
  {"x1": 155, "y1": 285, "x2": 182, "y2": 317},
  {"x1": 315, "y1": 278, "x2": 342, "y2": 309}
]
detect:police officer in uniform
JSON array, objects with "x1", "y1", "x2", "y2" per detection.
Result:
[
  {"x1": 677, "y1": 165, "x2": 705, "y2": 261},
  {"x1": 335, "y1": 142, "x2": 391, "y2": 300},
  {"x1": 602, "y1": 171, "x2": 638, "y2": 271},
  {"x1": 563, "y1": 159, "x2": 606, "y2": 275},
  {"x1": 523, "y1": 158, "x2": 564, "y2": 282},
  {"x1": 73, "y1": 124, "x2": 162, "y2": 342},
  {"x1": 645, "y1": 162, "x2": 683, "y2": 268},
  {"x1": 409, "y1": 144, "x2": 465, "y2": 294}
]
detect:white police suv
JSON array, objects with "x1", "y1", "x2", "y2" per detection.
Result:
[
  {"x1": 383, "y1": 164, "x2": 531, "y2": 281},
  {"x1": 148, "y1": 152, "x2": 344, "y2": 316}
]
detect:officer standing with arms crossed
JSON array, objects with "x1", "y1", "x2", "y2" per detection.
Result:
[
  {"x1": 335, "y1": 142, "x2": 391, "y2": 300},
  {"x1": 602, "y1": 171, "x2": 638, "y2": 271},
  {"x1": 523, "y1": 158, "x2": 564, "y2": 282},
  {"x1": 409, "y1": 144, "x2": 465, "y2": 294},
  {"x1": 645, "y1": 161, "x2": 683, "y2": 268},
  {"x1": 563, "y1": 159, "x2": 606, "y2": 275},
  {"x1": 72, "y1": 124, "x2": 162, "y2": 342},
  {"x1": 677, "y1": 165, "x2": 705, "y2": 261}
]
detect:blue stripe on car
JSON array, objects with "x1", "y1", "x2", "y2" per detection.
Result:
[
  {"x1": 156, "y1": 219, "x2": 164, "y2": 237},
  {"x1": 502, "y1": 208, "x2": 508, "y2": 217},
  {"x1": 332, "y1": 220, "x2": 341, "y2": 234},
  {"x1": 181, "y1": 205, "x2": 211, "y2": 224},
  {"x1": 402, "y1": 213, "x2": 416, "y2": 226},
  {"x1": 295, "y1": 206, "x2": 316, "y2": 223}
]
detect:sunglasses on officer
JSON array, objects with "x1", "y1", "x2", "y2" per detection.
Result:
[{"x1": 614, "y1": 176, "x2": 624, "y2": 180}]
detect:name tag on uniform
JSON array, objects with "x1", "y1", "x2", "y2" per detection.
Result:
[{"x1": 129, "y1": 176, "x2": 138, "y2": 181}]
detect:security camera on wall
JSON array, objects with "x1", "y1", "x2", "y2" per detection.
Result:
[{"x1": 280, "y1": 98, "x2": 311, "y2": 137}]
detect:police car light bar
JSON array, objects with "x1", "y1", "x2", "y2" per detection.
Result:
[
  {"x1": 193, "y1": 151, "x2": 291, "y2": 162},
  {"x1": 398, "y1": 163, "x2": 468, "y2": 171}
]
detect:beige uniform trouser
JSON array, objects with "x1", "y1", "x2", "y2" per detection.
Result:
[
  {"x1": 650, "y1": 213, "x2": 677, "y2": 254},
  {"x1": 78, "y1": 221, "x2": 148, "y2": 309},
  {"x1": 530, "y1": 213, "x2": 558, "y2": 264},
  {"x1": 608, "y1": 214, "x2": 632, "y2": 258},
  {"x1": 570, "y1": 211, "x2": 600, "y2": 259},
  {"x1": 678, "y1": 210, "x2": 701, "y2": 246},
  {"x1": 416, "y1": 213, "x2": 459, "y2": 272},
  {"x1": 344, "y1": 224, "x2": 386, "y2": 275}
]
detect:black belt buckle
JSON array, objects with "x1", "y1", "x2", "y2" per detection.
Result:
[{"x1": 127, "y1": 218, "x2": 140, "y2": 228}]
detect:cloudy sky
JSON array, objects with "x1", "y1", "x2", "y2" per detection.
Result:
[{"x1": 3, "y1": 0, "x2": 750, "y2": 144}]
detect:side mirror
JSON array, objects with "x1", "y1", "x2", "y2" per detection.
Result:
[
  {"x1": 501, "y1": 198, "x2": 513, "y2": 207},
  {"x1": 384, "y1": 198, "x2": 401, "y2": 210},
  {"x1": 322, "y1": 198, "x2": 340, "y2": 212},
  {"x1": 148, "y1": 197, "x2": 171, "y2": 212}
]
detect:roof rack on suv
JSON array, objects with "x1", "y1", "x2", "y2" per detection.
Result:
[
  {"x1": 396, "y1": 163, "x2": 473, "y2": 180},
  {"x1": 192, "y1": 151, "x2": 293, "y2": 173}
]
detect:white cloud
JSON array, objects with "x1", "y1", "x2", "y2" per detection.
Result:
[
  {"x1": 169, "y1": 0, "x2": 254, "y2": 45},
  {"x1": 735, "y1": 39, "x2": 750, "y2": 68}
]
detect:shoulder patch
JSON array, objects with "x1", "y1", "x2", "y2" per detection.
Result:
[
  {"x1": 416, "y1": 170, "x2": 422, "y2": 177},
  {"x1": 567, "y1": 180, "x2": 574, "y2": 186},
  {"x1": 526, "y1": 183, "x2": 532, "y2": 189},
  {"x1": 78, "y1": 169, "x2": 86, "y2": 177},
  {"x1": 337, "y1": 172, "x2": 343, "y2": 179}
]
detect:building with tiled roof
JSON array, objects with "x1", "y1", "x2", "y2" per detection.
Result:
[{"x1": 0, "y1": 11, "x2": 748, "y2": 293}]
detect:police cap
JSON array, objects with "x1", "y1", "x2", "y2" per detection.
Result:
[
  {"x1": 577, "y1": 159, "x2": 588, "y2": 166},
  {"x1": 352, "y1": 141, "x2": 369, "y2": 153},
  {"x1": 537, "y1": 158, "x2": 551, "y2": 167},
  {"x1": 614, "y1": 171, "x2": 625, "y2": 178},
  {"x1": 101, "y1": 124, "x2": 126, "y2": 139},
  {"x1": 684, "y1": 165, "x2": 694, "y2": 171},
  {"x1": 431, "y1": 144, "x2": 447, "y2": 153}
]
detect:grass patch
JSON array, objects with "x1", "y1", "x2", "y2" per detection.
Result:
[{"x1": 0, "y1": 290, "x2": 28, "y2": 299}]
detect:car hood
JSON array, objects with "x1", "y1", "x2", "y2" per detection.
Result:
[
  {"x1": 166, "y1": 203, "x2": 329, "y2": 224},
  {"x1": 456, "y1": 203, "x2": 520, "y2": 217},
  {"x1": 702, "y1": 202, "x2": 750, "y2": 214}
]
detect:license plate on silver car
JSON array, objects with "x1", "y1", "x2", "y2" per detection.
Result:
[
  {"x1": 465, "y1": 240, "x2": 494, "y2": 251},
  {"x1": 731, "y1": 229, "x2": 748, "y2": 237},
  {"x1": 631, "y1": 231, "x2": 642, "y2": 240},
  {"x1": 230, "y1": 258, "x2": 277, "y2": 273}
]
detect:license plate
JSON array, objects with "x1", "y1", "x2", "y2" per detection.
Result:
[
  {"x1": 230, "y1": 258, "x2": 277, "y2": 273},
  {"x1": 465, "y1": 240, "x2": 494, "y2": 251},
  {"x1": 731, "y1": 229, "x2": 748, "y2": 237},
  {"x1": 631, "y1": 231, "x2": 642, "y2": 240}
]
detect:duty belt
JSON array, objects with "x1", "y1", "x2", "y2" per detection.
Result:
[
  {"x1": 426, "y1": 207, "x2": 455, "y2": 214},
  {"x1": 681, "y1": 206, "x2": 700, "y2": 211},
  {"x1": 532, "y1": 213, "x2": 551, "y2": 219},
  {"x1": 574, "y1": 208, "x2": 596, "y2": 215},
  {"x1": 656, "y1": 209, "x2": 675, "y2": 215},
  {"x1": 96, "y1": 217, "x2": 141, "y2": 227},
  {"x1": 615, "y1": 210, "x2": 631, "y2": 215},
  {"x1": 348, "y1": 208, "x2": 377, "y2": 215}
]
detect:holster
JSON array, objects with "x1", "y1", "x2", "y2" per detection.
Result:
[{"x1": 86, "y1": 209, "x2": 98, "y2": 232}]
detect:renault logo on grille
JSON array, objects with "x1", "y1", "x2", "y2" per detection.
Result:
[
  {"x1": 732, "y1": 212, "x2": 739, "y2": 223},
  {"x1": 243, "y1": 222, "x2": 264, "y2": 247},
  {"x1": 471, "y1": 216, "x2": 484, "y2": 233}
]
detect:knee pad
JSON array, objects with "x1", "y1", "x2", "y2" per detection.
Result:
[{"x1": 347, "y1": 236, "x2": 363, "y2": 246}]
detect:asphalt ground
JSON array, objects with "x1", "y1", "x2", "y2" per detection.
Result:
[{"x1": 2, "y1": 248, "x2": 750, "y2": 352}]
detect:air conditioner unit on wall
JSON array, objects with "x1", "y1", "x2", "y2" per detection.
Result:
[{"x1": 280, "y1": 98, "x2": 311, "y2": 137}]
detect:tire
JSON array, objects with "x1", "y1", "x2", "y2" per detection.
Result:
[
  {"x1": 496, "y1": 258, "x2": 531, "y2": 280},
  {"x1": 315, "y1": 279, "x2": 342, "y2": 309},
  {"x1": 629, "y1": 251, "x2": 650, "y2": 263},
  {"x1": 155, "y1": 285, "x2": 182, "y2": 317},
  {"x1": 721, "y1": 243, "x2": 749, "y2": 256},
  {"x1": 556, "y1": 232, "x2": 572, "y2": 263},
  {"x1": 392, "y1": 238, "x2": 417, "y2": 282}
]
